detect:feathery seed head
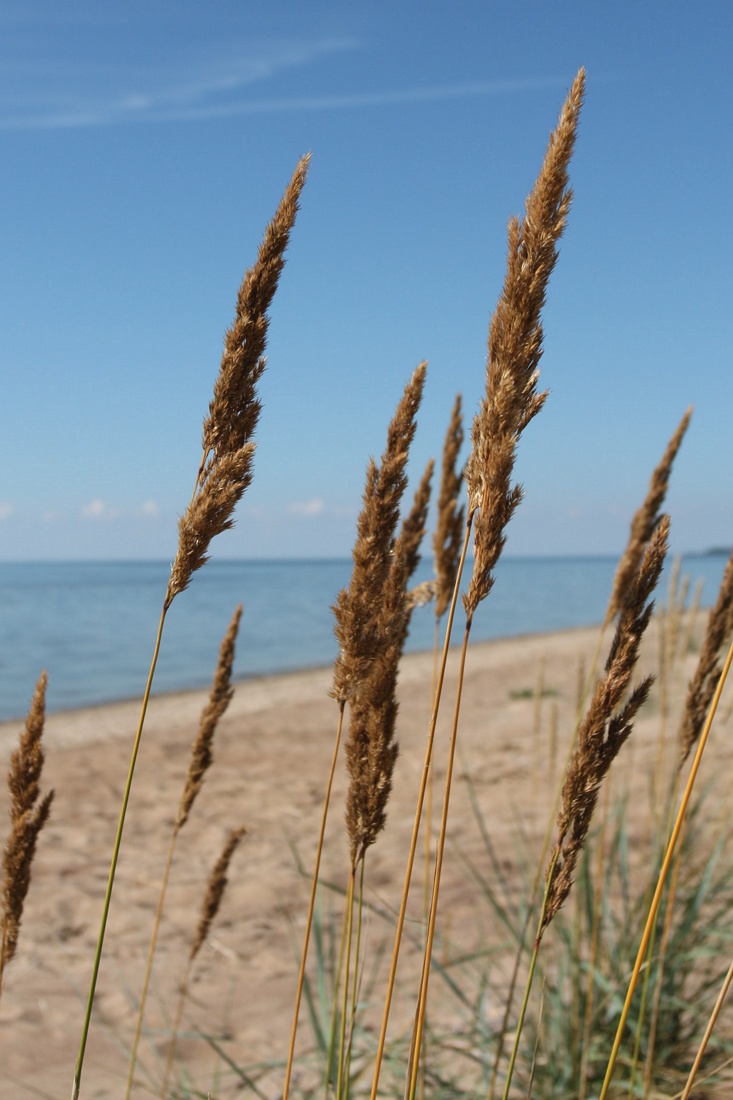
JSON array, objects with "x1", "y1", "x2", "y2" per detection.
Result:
[
  {"x1": 2, "y1": 672, "x2": 54, "y2": 975},
  {"x1": 607, "y1": 407, "x2": 692, "y2": 621},
  {"x1": 178, "y1": 604, "x2": 243, "y2": 828},
  {"x1": 543, "y1": 515, "x2": 669, "y2": 930},
  {"x1": 463, "y1": 70, "x2": 584, "y2": 621},
  {"x1": 166, "y1": 156, "x2": 309, "y2": 608}
]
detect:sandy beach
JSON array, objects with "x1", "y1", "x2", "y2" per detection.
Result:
[{"x1": 0, "y1": 618, "x2": 729, "y2": 1099}]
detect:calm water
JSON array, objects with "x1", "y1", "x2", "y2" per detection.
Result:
[{"x1": 0, "y1": 554, "x2": 728, "y2": 720}]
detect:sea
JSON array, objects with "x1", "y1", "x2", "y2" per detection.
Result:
[{"x1": 0, "y1": 554, "x2": 729, "y2": 721}]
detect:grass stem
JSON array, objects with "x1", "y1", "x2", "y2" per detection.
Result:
[
  {"x1": 597, "y1": 634, "x2": 733, "y2": 1100},
  {"x1": 71, "y1": 602, "x2": 168, "y2": 1100}
]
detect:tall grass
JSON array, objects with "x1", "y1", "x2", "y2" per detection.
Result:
[{"x1": 1, "y1": 69, "x2": 733, "y2": 1100}]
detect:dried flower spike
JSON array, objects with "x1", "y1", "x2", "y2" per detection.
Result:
[
  {"x1": 331, "y1": 362, "x2": 426, "y2": 706},
  {"x1": 463, "y1": 70, "x2": 584, "y2": 622},
  {"x1": 178, "y1": 604, "x2": 243, "y2": 828},
  {"x1": 166, "y1": 155, "x2": 310, "y2": 607},
  {"x1": 433, "y1": 394, "x2": 465, "y2": 619},
  {"x1": 678, "y1": 548, "x2": 733, "y2": 768},
  {"x1": 1, "y1": 672, "x2": 54, "y2": 984},
  {"x1": 606, "y1": 407, "x2": 692, "y2": 620},
  {"x1": 544, "y1": 516, "x2": 669, "y2": 929}
]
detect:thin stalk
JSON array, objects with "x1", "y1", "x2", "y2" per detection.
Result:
[
  {"x1": 578, "y1": 778, "x2": 611, "y2": 1100},
  {"x1": 343, "y1": 859, "x2": 367, "y2": 1095},
  {"x1": 419, "y1": 619, "x2": 442, "y2": 1100},
  {"x1": 368, "y1": 517, "x2": 473, "y2": 1100},
  {"x1": 283, "y1": 702, "x2": 346, "y2": 1100},
  {"x1": 642, "y1": 813, "x2": 685, "y2": 1099},
  {"x1": 679, "y1": 955, "x2": 733, "y2": 1100},
  {"x1": 336, "y1": 868, "x2": 356, "y2": 1100},
  {"x1": 500, "y1": 852, "x2": 559, "y2": 1100},
  {"x1": 324, "y1": 890, "x2": 351, "y2": 1100},
  {"x1": 597, "y1": 635, "x2": 733, "y2": 1100},
  {"x1": 488, "y1": 620, "x2": 609, "y2": 1100},
  {"x1": 126, "y1": 823, "x2": 180, "y2": 1100},
  {"x1": 407, "y1": 618, "x2": 472, "y2": 1100},
  {"x1": 71, "y1": 602, "x2": 168, "y2": 1100},
  {"x1": 161, "y1": 954, "x2": 194, "y2": 1097}
]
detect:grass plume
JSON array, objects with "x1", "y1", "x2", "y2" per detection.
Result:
[
  {"x1": 0, "y1": 672, "x2": 54, "y2": 998},
  {"x1": 678, "y1": 547, "x2": 733, "y2": 768},
  {"x1": 339, "y1": 363, "x2": 427, "y2": 866},
  {"x1": 433, "y1": 394, "x2": 465, "y2": 620},
  {"x1": 606, "y1": 407, "x2": 692, "y2": 621},
  {"x1": 167, "y1": 154, "x2": 310, "y2": 608},
  {"x1": 463, "y1": 68, "x2": 584, "y2": 623},
  {"x1": 544, "y1": 515, "x2": 670, "y2": 929}
]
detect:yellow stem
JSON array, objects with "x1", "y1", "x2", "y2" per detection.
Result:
[
  {"x1": 368, "y1": 518, "x2": 472, "y2": 1100},
  {"x1": 407, "y1": 621, "x2": 472, "y2": 1100},
  {"x1": 679, "y1": 955, "x2": 733, "y2": 1100},
  {"x1": 125, "y1": 823, "x2": 181, "y2": 1100},
  {"x1": 597, "y1": 636, "x2": 733, "y2": 1100},
  {"x1": 282, "y1": 702, "x2": 345, "y2": 1100},
  {"x1": 71, "y1": 602, "x2": 168, "y2": 1100}
]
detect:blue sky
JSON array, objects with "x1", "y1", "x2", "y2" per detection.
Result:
[{"x1": 0, "y1": 1, "x2": 730, "y2": 561}]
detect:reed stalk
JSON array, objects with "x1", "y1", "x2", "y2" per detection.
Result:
[
  {"x1": 498, "y1": 519, "x2": 669, "y2": 1100},
  {"x1": 597, "y1": 633, "x2": 733, "y2": 1100},
  {"x1": 71, "y1": 155, "x2": 308, "y2": 1100},
  {"x1": 161, "y1": 826, "x2": 246, "y2": 1096},
  {"x1": 125, "y1": 604, "x2": 242, "y2": 1100},
  {"x1": 406, "y1": 67, "x2": 584, "y2": 1090}
]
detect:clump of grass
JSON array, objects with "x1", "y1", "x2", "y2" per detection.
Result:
[{"x1": 0, "y1": 672, "x2": 54, "y2": 1000}]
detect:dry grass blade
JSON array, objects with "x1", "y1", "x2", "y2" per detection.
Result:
[
  {"x1": 166, "y1": 154, "x2": 310, "y2": 607},
  {"x1": 341, "y1": 370, "x2": 429, "y2": 867},
  {"x1": 463, "y1": 69, "x2": 584, "y2": 622},
  {"x1": 606, "y1": 407, "x2": 692, "y2": 620},
  {"x1": 178, "y1": 603, "x2": 243, "y2": 827},
  {"x1": 433, "y1": 393, "x2": 465, "y2": 619},
  {"x1": 543, "y1": 515, "x2": 670, "y2": 930},
  {"x1": 678, "y1": 548, "x2": 733, "y2": 768},
  {"x1": 1, "y1": 672, "x2": 54, "y2": 987}
]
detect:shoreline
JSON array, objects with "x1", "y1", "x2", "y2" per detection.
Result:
[{"x1": 0, "y1": 620, "x2": 608, "y2": 753}]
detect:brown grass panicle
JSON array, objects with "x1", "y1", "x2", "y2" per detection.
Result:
[
  {"x1": 177, "y1": 603, "x2": 243, "y2": 828},
  {"x1": 606, "y1": 407, "x2": 692, "y2": 622},
  {"x1": 161, "y1": 826, "x2": 247, "y2": 1096},
  {"x1": 190, "y1": 826, "x2": 247, "y2": 963},
  {"x1": 166, "y1": 154, "x2": 310, "y2": 608},
  {"x1": 344, "y1": 456, "x2": 433, "y2": 868},
  {"x1": 331, "y1": 362, "x2": 427, "y2": 709},
  {"x1": 463, "y1": 69, "x2": 584, "y2": 623},
  {"x1": 678, "y1": 547, "x2": 733, "y2": 769},
  {"x1": 543, "y1": 515, "x2": 670, "y2": 931},
  {"x1": 0, "y1": 672, "x2": 54, "y2": 989},
  {"x1": 433, "y1": 393, "x2": 465, "y2": 619}
]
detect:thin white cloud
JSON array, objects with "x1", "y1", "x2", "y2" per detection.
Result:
[
  {"x1": 81, "y1": 498, "x2": 107, "y2": 518},
  {"x1": 288, "y1": 498, "x2": 327, "y2": 518},
  {"x1": 0, "y1": 502, "x2": 14, "y2": 521},
  {"x1": 0, "y1": 36, "x2": 360, "y2": 130},
  {"x1": 0, "y1": 31, "x2": 567, "y2": 133},
  {"x1": 139, "y1": 500, "x2": 160, "y2": 517}
]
